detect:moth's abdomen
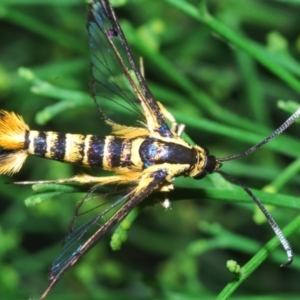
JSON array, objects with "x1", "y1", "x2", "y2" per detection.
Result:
[
  {"x1": 23, "y1": 131, "x2": 134, "y2": 169},
  {"x1": 27, "y1": 131, "x2": 89, "y2": 165},
  {"x1": 0, "y1": 110, "x2": 135, "y2": 175},
  {"x1": 86, "y1": 136, "x2": 133, "y2": 169}
]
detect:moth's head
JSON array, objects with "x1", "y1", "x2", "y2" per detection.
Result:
[
  {"x1": 190, "y1": 146, "x2": 222, "y2": 180},
  {"x1": 193, "y1": 155, "x2": 222, "y2": 180}
]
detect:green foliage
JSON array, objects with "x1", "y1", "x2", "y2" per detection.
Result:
[{"x1": 1, "y1": 0, "x2": 300, "y2": 299}]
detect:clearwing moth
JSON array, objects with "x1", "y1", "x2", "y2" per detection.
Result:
[{"x1": 0, "y1": 0, "x2": 299, "y2": 298}]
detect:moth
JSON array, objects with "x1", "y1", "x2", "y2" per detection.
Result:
[{"x1": 0, "y1": 0, "x2": 299, "y2": 298}]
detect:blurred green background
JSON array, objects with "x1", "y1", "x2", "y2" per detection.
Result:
[{"x1": 1, "y1": 0, "x2": 300, "y2": 299}]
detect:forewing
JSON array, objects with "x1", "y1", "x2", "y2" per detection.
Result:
[
  {"x1": 88, "y1": 0, "x2": 173, "y2": 137},
  {"x1": 50, "y1": 186, "x2": 131, "y2": 279},
  {"x1": 40, "y1": 169, "x2": 168, "y2": 299}
]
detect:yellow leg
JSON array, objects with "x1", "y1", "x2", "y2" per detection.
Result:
[
  {"x1": 157, "y1": 102, "x2": 185, "y2": 136},
  {"x1": 13, "y1": 171, "x2": 142, "y2": 186}
]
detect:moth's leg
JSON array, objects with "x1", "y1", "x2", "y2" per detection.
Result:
[
  {"x1": 13, "y1": 174, "x2": 105, "y2": 185},
  {"x1": 13, "y1": 172, "x2": 142, "y2": 186},
  {"x1": 157, "y1": 102, "x2": 185, "y2": 136},
  {"x1": 146, "y1": 171, "x2": 174, "y2": 209},
  {"x1": 160, "y1": 193, "x2": 171, "y2": 210},
  {"x1": 143, "y1": 163, "x2": 190, "y2": 210},
  {"x1": 158, "y1": 182, "x2": 174, "y2": 209}
]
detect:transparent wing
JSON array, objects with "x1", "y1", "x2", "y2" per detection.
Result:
[
  {"x1": 50, "y1": 187, "x2": 130, "y2": 279},
  {"x1": 40, "y1": 169, "x2": 167, "y2": 299},
  {"x1": 88, "y1": 0, "x2": 173, "y2": 137}
]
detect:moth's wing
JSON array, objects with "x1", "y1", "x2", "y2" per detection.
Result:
[
  {"x1": 40, "y1": 169, "x2": 168, "y2": 299},
  {"x1": 88, "y1": 0, "x2": 173, "y2": 137}
]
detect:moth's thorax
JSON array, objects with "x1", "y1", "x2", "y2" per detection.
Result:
[{"x1": 139, "y1": 138, "x2": 197, "y2": 169}]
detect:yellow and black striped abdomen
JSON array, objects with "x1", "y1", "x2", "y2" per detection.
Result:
[{"x1": 26, "y1": 131, "x2": 137, "y2": 170}]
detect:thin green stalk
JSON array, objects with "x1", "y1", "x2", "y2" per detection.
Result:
[
  {"x1": 163, "y1": 0, "x2": 300, "y2": 95},
  {"x1": 2, "y1": 6, "x2": 86, "y2": 54},
  {"x1": 235, "y1": 50, "x2": 266, "y2": 124},
  {"x1": 216, "y1": 214, "x2": 300, "y2": 300},
  {"x1": 265, "y1": 157, "x2": 300, "y2": 192}
]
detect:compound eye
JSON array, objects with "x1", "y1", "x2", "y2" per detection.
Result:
[{"x1": 193, "y1": 170, "x2": 207, "y2": 180}]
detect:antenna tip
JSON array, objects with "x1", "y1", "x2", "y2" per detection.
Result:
[{"x1": 280, "y1": 255, "x2": 293, "y2": 268}]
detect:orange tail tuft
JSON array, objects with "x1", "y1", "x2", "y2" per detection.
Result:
[
  {"x1": 0, "y1": 150, "x2": 28, "y2": 175},
  {"x1": 0, "y1": 110, "x2": 30, "y2": 175},
  {"x1": 0, "y1": 110, "x2": 29, "y2": 150}
]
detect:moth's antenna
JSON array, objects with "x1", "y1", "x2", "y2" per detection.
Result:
[
  {"x1": 216, "y1": 169, "x2": 293, "y2": 267},
  {"x1": 217, "y1": 108, "x2": 300, "y2": 162}
]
